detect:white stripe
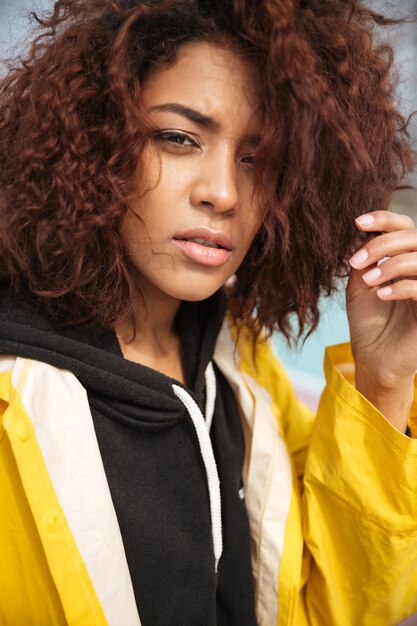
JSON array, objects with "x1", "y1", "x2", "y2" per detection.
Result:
[
  {"x1": 243, "y1": 375, "x2": 292, "y2": 624},
  {"x1": 214, "y1": 321, "x2": 293, "y2": 626},
  {"x1": 172, "y1": 384, "x2": 223, "y2": 572},
  {"x1": 9, "y1": 358, "x2": 140, "y2": 626}
]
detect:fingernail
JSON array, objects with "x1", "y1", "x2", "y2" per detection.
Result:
[
  {"x1": 362, "y1": 267, "x2": 381, "y2": 284},
  {"x1": 377, "y1": 286, "x2": 392, "y2": 297},
  {"x1": 355, "y1": 214, "x2": 375, "y2": 227},
  {"x1": 349, "y1": 249, "x2": 369, "y2": 268}
]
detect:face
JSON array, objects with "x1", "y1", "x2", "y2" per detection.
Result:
[{"x1": 121, "y1": 41, "x2": 262, "y2": 305}]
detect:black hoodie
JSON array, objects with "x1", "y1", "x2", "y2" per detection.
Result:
[{"x1": 0, "y1": 286, "x2": 258, "y2": 626}]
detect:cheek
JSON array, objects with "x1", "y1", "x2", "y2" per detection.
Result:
[
  {"x1": 244, "y1": 212, "x2": 262, "y2": 249},
  {"x1": 119, "y1": 209, "x2": 150, "y2": 257},
  {"x1": 233, "y1": 228, "x2": 259, "y2": 270},
  {"x1": 236, "y1": 218, "x2": 262, "y2": 265}
]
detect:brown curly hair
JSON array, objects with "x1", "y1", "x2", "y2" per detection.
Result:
[{"x1": 0, "y1": 0, "x2": 414, "y2": 340}]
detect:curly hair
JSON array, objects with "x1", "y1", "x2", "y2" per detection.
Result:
[{"x1": 0, "y1": 0, "x2": 414, "y2": 340}]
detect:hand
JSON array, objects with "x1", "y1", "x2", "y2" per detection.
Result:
[{"x1": 346, "y1": 210, "x2": 417, "y2": 432}]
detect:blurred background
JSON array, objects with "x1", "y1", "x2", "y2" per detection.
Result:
[{"x1": 1, "y1": 2, "x2": 417, "y2": 623}]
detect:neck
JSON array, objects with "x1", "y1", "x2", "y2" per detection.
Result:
[
  {"x1": 117, "y1": 284, "x2": 181, "y2": 355},
  {"x1": 114, "y1": 279, "x2": 185, "y2": 382}
]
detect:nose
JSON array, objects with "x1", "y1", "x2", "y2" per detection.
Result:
[{"x1": 189, "y1": 147, "x2": 239, "y2": 213}]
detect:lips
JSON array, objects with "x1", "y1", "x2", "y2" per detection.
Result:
[
  {"x1": 173, "y1": 228, "x2": 233, "y2": 267},
  {"x1": 174, "y1": 228, "x2": 233, "y2": 250}
]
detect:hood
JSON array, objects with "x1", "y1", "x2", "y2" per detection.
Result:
[{"x1": 0, "y1": 285, "x2": 226, "y2": 432}]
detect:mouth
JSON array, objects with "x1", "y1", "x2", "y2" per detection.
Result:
[
  {"x1": 174, "y1": 228, "x2": 233, "y2": 250},
  {"x1": 173, "y1": 228, "x2": 233, "y2": 267},
  {"x1": 180, "y1": 237, "x2": 222, "y2": 249}
]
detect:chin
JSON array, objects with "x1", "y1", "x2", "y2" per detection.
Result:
[
  {"x1": 170, "y1": 287, "x2": 224, "y2": 302},
  {"x1": 162, "y1": 278, "x2": 228, "y2": 302}
]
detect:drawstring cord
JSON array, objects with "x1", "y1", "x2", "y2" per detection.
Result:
[
  {"x1": 172, "y1": 366, "x2": 222, "y2": 572},
  {"x1": 204, "y1": 362, "x2": 216, "y2": 433}
]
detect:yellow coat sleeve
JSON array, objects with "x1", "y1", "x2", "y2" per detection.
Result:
[{"x1": 301, "y1": 343, "x2": 417, "y2": 626}]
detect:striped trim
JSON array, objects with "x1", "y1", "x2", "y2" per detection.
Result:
[
  {"x1": 214, "y1": 323, "x2": 293, "y2": 626},
  {"x1": 3, "y1": 357, "x2": 140, "y2": 626}
]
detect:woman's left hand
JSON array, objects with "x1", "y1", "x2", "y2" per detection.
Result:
[{"x1": 347, "y1": 209, "x2": 417, "y2": 432}]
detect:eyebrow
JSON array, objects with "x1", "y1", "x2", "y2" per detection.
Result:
[
  {"x1": 148, "y1": 102, "x2": 261, "y2": 146},
  {"x1": 149, "y1": 103, "x2": 219, "y2": 130}
]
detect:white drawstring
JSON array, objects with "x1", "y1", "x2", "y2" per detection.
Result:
[
  {"x1": 204, "y1": 362, "x2": 216, "y2": 433},
  {"x1": 172, "y1": 371, "x2": 222, "y2": 572}
]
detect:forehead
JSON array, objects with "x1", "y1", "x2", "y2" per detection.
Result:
[{"x1": 142, "y1": 42, "x2": 261, "y2": 131}]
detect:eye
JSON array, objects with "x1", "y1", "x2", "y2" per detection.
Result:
[
  {"x1": 153, "y1": 130, "x2": 199, "y2": 148},
  {"x1": 240, "y1": 153, "x2": 256, "y2": 166}
]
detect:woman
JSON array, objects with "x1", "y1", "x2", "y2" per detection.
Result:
[{"x1": 0, "y1": 0, "x2": 416, "y2": 624}]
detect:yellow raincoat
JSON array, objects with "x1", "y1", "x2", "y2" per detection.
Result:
[{"x1": 1, "y1": 320, "x2": 417, "y2": 625}]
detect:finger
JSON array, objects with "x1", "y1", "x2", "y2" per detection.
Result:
[
  {"x1": 361, "y1": 252, "x2": 417, "y2": 287},
  {"x1": 376, "y1": 279, "x2": 417, "y2": 301},
  {"x1": 349, "y1": 229, "x2": 417, "y2": 270},
  {"x1": 355, "y1": 210, "x2": 415, "y2": 233}
]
